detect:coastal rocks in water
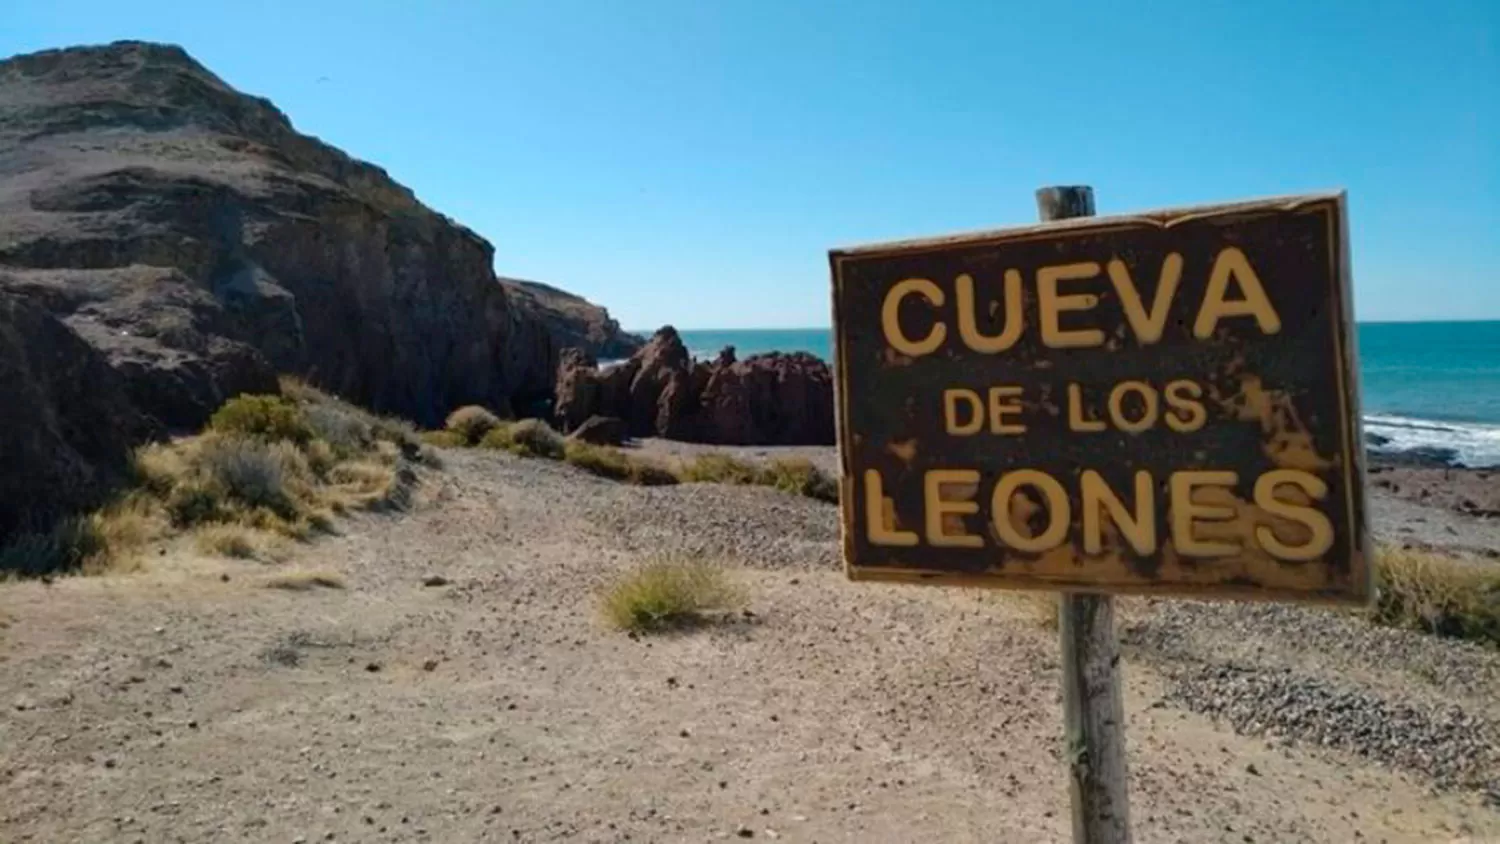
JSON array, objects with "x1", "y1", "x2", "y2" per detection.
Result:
[
  {"x1": 0, "y1": 41, "x2": 634, "y2": 431},
  {"x1": 0, "y1": 293, "x2": 162, "y2": 541},
  {"x1": 1369, "y1": 445, "x2": 1464, "y2": 470},
  {"x1": 568, "y1": 415, "x2": 627, "y2": 447},
  {"x1": 552, "y1": 327, "x2": 835, "y2": 445},
  {"x1": 1365, "y1": 432, "x2": 1392, "y2": 448}
]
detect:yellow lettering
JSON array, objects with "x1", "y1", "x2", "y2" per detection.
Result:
[
  {"x1": 1164, "y1": 379, "x2": 1207, "y2": 432},
  {"x1": 1081, "y1": 470, "x2": 1157, "y2": 555},
  {"x1": 1107, "y1": 252, "x2": 1183, "y2": 344},
  {"x1": 943, "y1": 389, "x2": 984, "y2": 436},
  {"x1": 956, "y1": 271, "x2": 1023, "y2": 353},
  {"x1": 988, "y1": 386, "x2": 1026, "y2": 434},
  {"x1": 1194, "y1": 247, "x2": 1282, "y2": 339},
  {"x1": 1037, "y1": 262, "x2": 1105, "y2": 349},
  {"x1": 991, "y1": 469, "x2": 1071, "y2": 552},
  {"x1": 865, "y1": 469, "x2": 917, "y2": 546},
  {"x1": 1107, "y1": 380, "x2": 1159, "y2": 434},
  {"x1": 1254, "y1": 470, "x2": 1334, "y2": 561},
  {"x1": 1170, "y1": 470, "x2": 1240, "y2": 557},
  {"x1": 924, "y1": 470, "x2": 983, "y2": 548},
  {"x1": 881, "y1": 278, "x2": 946, "y2": 357},
  {"x1": 1068, "y1": 383, "x2": 1106, "y2": 432}
]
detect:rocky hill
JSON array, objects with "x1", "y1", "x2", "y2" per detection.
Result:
[
  {"x1": 0, "y1": 41, "x2": 637, "y2": 427},
  {"x1": 0, "y1": 41, "x2": 638, "y2": 534}
]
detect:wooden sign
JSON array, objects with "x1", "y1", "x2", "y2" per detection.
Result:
[{"x1": 829, "y1": 193, "x2": 1369, "y2": 603}]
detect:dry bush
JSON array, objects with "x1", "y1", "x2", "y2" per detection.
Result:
[
  {"x1": 0, "y1": 496, "x2": 158, "y2": 578},
  {"x1": 678, "y1": 453, "x2": 767, "y2": 485},
  {"x1": 563, "y1": 442, "x2": 680, "y2": 486},
  {"x1": 1372, "y1": 546, "x2": 1500, "y2": 645},
  {"x1": 210, "y1": 394, "x2": 313, "y2": 444},
  {"x1": 193, "y1": 525, "x2": 278, "y2": 560},
  {"x1": 764, "y1": 458, "x2": 839, "y2": 503},
  {"x1": 132, "y1": 441, "x2": 190, "y2": 495},
  {"x1": 422, "y1": 430, "x2": 468, "y2": 449},
  {"x1": 303, "y1": 402, "x2": 374, "y2": 457},
  {"x1": 484, "y1": 419, "x2": 566, "y2": 459},
  {"x1": 445, "y1": 405, "x2": 503, "y2": 445},
  {"x1": 600, "y1": 555, "x2": 745, "y2": 633},
  {"x1": 264, "y1": 569, "x2": 347, "y2": 591}
]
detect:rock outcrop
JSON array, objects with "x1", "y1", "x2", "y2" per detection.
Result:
[
  {"x1": 0, "y1": 292, "x2": 162, "y2": 538},
  {"x1": 500, "y1": 279, "x2": 643, "y2": 363},
  {"x1": 0, "y1": 41, "x2": 618, "y2": 432},
  {"x1": 554, "y1": 327, "x2": 835, "y2": 445}
]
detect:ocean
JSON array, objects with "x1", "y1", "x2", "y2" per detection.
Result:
[{"x1": 662, "y1": 322, "x2": 1500, "y2": 467}]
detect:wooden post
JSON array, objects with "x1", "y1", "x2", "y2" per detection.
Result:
[{"x1": 1036, "y1": 185, "x2": 1132, "y2": 844}]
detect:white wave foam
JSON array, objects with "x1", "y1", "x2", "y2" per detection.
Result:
[{"x1": 1363, "y1": 414, "x2": 1500, "y2": 467}]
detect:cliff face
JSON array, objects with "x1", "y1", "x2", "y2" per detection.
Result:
[
  {"x1": 500, "y1": 278, "x2": 644, "y2": 362},
  {"x1": 0, "y1": 41, "x2": 600, "y2": 428}
]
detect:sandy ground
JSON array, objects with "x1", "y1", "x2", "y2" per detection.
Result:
[{"x1": 2, "y1": 448, "x2": 1498, "y2": 843}]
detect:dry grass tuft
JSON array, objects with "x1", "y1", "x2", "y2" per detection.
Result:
[
  {"x1": 563, "y1": 442, "x2": 680, "y2": 486},
  {"x1": 678, "y1": 453, "x2": 767, "y2": 485},
  {"x1": 481, "y1": 418, "x2": 566, "y2": 459},
  {"x1": 193, "y1": 525, "x2": 290, "y2": 561},
  {"x1": 264, "y1": 569, "x2": 347, "y2": 591},
  {"x1": 600, "y1": 555, "x2": 745, "y2": 633},
  {"x1": 422, "y1": 430, "x2": 468, "y2": 449},
  {"x1": 0, "y1": 496, "x2": 160, "y2": 578},
  {"x1": 763, "y1": 458, "x2": 839, "y2": 503},
  {"x1": 1372, "y1": 546, "x2": 1500, "y2": 645},
  {"x1": 445, "y1": 405, "x2": 504, "y2": 446}
]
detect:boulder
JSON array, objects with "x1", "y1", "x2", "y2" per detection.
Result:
[
  {"x1": 553, "y1": 348, "x2": 601, "y2": 432},
  {"x1": 698, "y1": 352, "x2": 835, "y2": 445},
  {"x1": 0, "y1": 293, "x2": 162, "y2": 542},
  {"x1": 568, "y1": 415, "x2": 627, "y2": 447},
  {"x1": 625, "y1": 327, "x2": 692, "y2": 437}
]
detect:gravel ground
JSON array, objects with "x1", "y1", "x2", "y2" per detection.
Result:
[{"x1": 1, "y1": 446, "x2": 1497, "y2": 842}]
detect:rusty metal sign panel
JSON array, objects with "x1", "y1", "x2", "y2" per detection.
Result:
[{"x1": 829, "y1": 193, "x2": 1369, "y2": 603}]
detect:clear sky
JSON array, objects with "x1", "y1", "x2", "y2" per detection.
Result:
[{"x1": 5, "y1": 1, "x2": 1496, "y2": 329}]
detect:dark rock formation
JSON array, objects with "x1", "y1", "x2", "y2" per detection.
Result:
[
  {"x1": 0, "y1": 292, "x2": 162, "y2": 539},
  {"x1": 500, "y1": 278, "x2": 644, "y2": 363},
  {"x1": 568, "y1": 415, "x2": 627, "y2": 447},
  {"x1": 698, "y1": 352, "x2": 835, "y2": 446},
  {"x1": 553, "y1": 327, "x2": 835, "y2": 445},
  {"x1": 0, "y1": 41, "x2": 622, "y2": 431}
]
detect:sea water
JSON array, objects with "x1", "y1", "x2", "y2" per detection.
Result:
[{"x1": 661, "y1": 322, "x2": 1500, "y2": 467}]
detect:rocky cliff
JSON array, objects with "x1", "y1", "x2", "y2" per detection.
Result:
[
  {"x1": 500, "y1": 278, "x2": 644, "y2": 363},
  {"x1": 0, "y1": 40, "x2": 628, "y2": 431}
]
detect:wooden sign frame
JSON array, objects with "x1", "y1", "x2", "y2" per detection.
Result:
[{"x1": 828, "y1": 192, "x2": 1369, "y2": 605}]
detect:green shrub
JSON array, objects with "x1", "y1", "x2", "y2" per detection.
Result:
[
  {"x1": 764, "y1": 458, "x2": 839, "y2": 503},
  {"x1": 678, "y1": 453, "x2": 767, "y2": 485},
  {"x1": 1372, "y1": 547, "x2": 1500, "y2": 645},
  {"x1": 600, "y1": 556, "x2": 744, "y2": 633},
  {"x1": 210, "y1": 395, "x2": 312, "y2": 444},
  {"x1": 444, "y1": 405, "x2": 503, "y2": 445}
]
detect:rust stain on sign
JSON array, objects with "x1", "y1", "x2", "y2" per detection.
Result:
[{"x1": 828, "y1": 193, "x2": 1369, "y2": 604}]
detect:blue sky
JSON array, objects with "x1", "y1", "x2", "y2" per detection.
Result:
[{"x1": 5, "y1": 1, "x2": 1496, "y2": 329}]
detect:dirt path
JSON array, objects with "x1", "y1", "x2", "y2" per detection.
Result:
[{"x1": 2, "y1": 449, "x2": 1497, "y2": 843}]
